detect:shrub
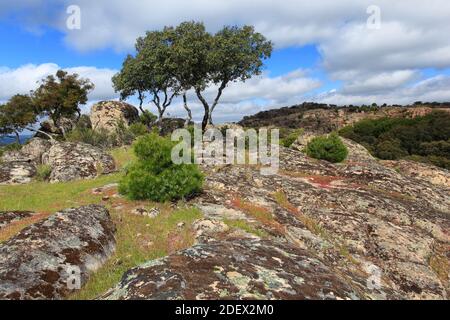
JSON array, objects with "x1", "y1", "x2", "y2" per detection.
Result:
[
  {"x1": 306, "y1": 133, "x2": 348, "y2": 163},
  {"x1": 128, "y1": 123, "x2": 149, "y2": 137},
  {"x1": 140, "y1": 110, "x2": 157, "y2": 126},
  {"x1": 280, "y1": 128, "x2": 304, "y2": 148},
  {"x1": 35, "y1": 164, "x2": 52, "y2": 181},
  {"x1": 119, "y1": 133, "x2": 203, "y2": 202},
  {"x1": 66, "y1": 127, "x2": 114, "y2": 148},
  {"x1": 339, "y1": 111, "x2": 450, "y2": 169}
]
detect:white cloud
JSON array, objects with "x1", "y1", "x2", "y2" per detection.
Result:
[
  {"x1": 315, "y1": 75, "x2": 450, "y2": 106},
  {"x1": 0, "y1": 63, "x2": 118, "y2": 102},
  {"x1": 2, "y1": 1, "x2": 450, "y2": 118}
]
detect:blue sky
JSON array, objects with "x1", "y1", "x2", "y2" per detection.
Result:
[{"x1": 1, "y1": 1, "x2": 450, "y2": 122}]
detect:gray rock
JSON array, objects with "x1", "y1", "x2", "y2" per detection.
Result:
[
  {"x1": 21, "y1": 138, "x2": 52, "y2": 164},
  {"x1": 90, "y1": 101, "x2": 139, "y2": 133},
  {"x1": 0, "y1": 205, "x2": 116, "y2": 300},
  {"x1": 42, "y1": 142, "x2": 116, "y2": 183},
  {"x1": 101, "y1": 239, "x2": 373, "y2": 300},
  {"x1": 0, "y1": 161, "x2": 36, "y2": 185},
  {"x1": 1, "y1": 138, "x2": 52, "y2": 165}
]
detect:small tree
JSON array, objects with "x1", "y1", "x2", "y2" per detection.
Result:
[
  {"x1": 191, "y1": 24, "x2": 273, "y2": 130},
  {"x1": 0, "y1": 95, "x2": 37, "y2": 144},
  {"x1": 112, "y1": 55, "x2": 148, "y2": 114},
  {"x1": 306, "y1": 133, "x2": 348, "y2": 163},
  {"x1": 32, "y1": 70, "x2": 94, "y2": 136},
  {"x1": 119, "y1": 133, "x2": 203, "y2": 202},
  {"x1": 139, "y1": 29, "x2": 181, "y2": 122},
  {"x1": 169, "y1": 22, "x2": 212, "y2": 126}
]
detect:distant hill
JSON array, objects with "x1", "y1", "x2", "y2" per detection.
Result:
[{"x1": 238, "y1": 102, "x2": 450, "y2": 133}]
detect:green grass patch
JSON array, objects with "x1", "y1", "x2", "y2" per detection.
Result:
[
  {"x1": 223, "y1": 219, "x2": 269, "y2": 238},
  {"x1": 70, "y1": 206, "x2": 202, "y2": 300},
  {"x1": 0, "y1": 173, "x2": 122, "y2": 212}
]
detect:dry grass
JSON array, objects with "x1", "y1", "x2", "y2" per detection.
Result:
[{"x1": 229, "y1": 196, "x2": 285, "y2": 235}]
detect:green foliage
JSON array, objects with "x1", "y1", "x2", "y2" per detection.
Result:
[
  {"x1": 306, "y1": 133, "x2": 348, "y2": 163},
  {"x1": 140, "y1": 110, "x2": 157, "y2": 126},
  {"x1": 114, "y1": 21, "x2": 272, "y2": 130},
  {"x1": 128, "y1": 123, "x2": 149, "y2": 137},
  {"x1": 339, "y1": 111, "x2": 450, "y2": 169},
  {"x1": 119, "y1": 133, "x2": 203, "y2": 202},
  {"x1": 35, "y1": 165, "x2": 52, "y2": 182},
  {"x1": 32, "y1": 70, "x2": 94, "y2": 128},
  {"x1": 280, "y1": 128, "x2": 304, "y2": 148},
  {"x1": 67, "y1": 119, "x2": 149, "y2": 148},
  {"x1": 0, "y1": 95, "x2": 37, "y2": 143}
]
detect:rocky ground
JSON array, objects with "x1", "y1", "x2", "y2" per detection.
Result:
[
  {"x1": 103, "y1": 140, "x2": 449, "y2": 300},
  {"x1": 0, "y1": 105, "x2": 448, "y2": 300}
]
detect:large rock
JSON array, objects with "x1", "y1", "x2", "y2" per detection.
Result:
[
  {"x1": 42, "y1": 142, "x2": 116, "y2": 183},
  {"x1": 0, "y1": 161, "x2": 36, "y2": 185},
  {"x1": 1, "y1": 138, "x2": 52, "y2": 165},
  {"x1": 0, "y1": 205, "x2": 116, "y2": 300},
  {"x1": 101, "y1": 239, "x2": 370, "y2": 300},
  {"x1": 90, "y1": 101, "x2": 139, "y2": 133}
]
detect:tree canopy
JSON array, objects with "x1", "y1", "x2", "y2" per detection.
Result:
[
  {"x1": 114, "y1": 21, "x2": 273, "y2": 131},
  {"x1": 0, "y1": 95, "x2": 36, "y2": 144},
  {"x1": 32, "y1": 70, "x2": 94, "y2": 135}
]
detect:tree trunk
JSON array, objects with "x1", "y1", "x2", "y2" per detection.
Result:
[
  {"x1": 15, "y1": 131, "x2": 21, "y2": 144},
  {"x1": 183, "y1": 92, "x2": 192, "y2": 127},
  {"x1": 195, "y1": 88, "x2": 210, "y2": 132},
  {"x1": 138, "y1": 91, "x2": 145, "y2": 114}
]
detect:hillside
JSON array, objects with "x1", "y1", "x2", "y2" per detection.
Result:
[{"x1": 238, "y1": 102, "x2": 450, "y2": 133}]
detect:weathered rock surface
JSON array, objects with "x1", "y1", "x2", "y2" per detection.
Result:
[
  {"x1": 101, "y1": 239, "x2": 374, "y2": 300},
  {"x1": 1, "y1": 138, "x2": 52, "y2": 165},
  {"x1": 102, "y1": 142, "x2": 449, "y2": 300},
  {"x1": 382, "y1": 160, "x2": 450, "y2": 189},
  {"x1": 90, "y1": 101, "x2": 139, "y2": 133},
  {"x1": 42, "y1": 142, "x2": 116, "y2": 183},
  {"x1": 0, "y1": 211, "x2": 35, "y2": 230},
  {"x1": 0, "y1": 161, "x2": 36, "y2": 185},
  {"x1": 0, "y1": 205, "x2": 116, "y2": 300}
]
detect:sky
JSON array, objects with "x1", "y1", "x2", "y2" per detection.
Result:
[{"x1": 1, "y1": 1, "x2": 450, "y2": 123}]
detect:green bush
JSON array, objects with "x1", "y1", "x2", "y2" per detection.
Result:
[
  {"x1": 339, "y1": 111, "x2": 450, "y2": 168},
  {"x1": 66, "y1": 127, "x2": 115, "y2": 148},
  {"x1": 35, "y1": 164, "x2": 52, "y2": 182},
  {"x1": 66, "y1": 120, "x2": 147, "y2": 148},
  {"x1": 280, "y1": 128, "x2": 304, "y2": 148},
  {"x1": 306, "y1": 133, "x2": 348, "y2": 163},
  {"x1": 128, "y1": 123, "x2": 149, "y2": 137},
  {"x1": 119, "y1": 133, "x2": 203, "y2": 202}
]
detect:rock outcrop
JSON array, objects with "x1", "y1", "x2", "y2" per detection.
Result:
[
  {"x1": 0, "y1": 161, "x2": 36, "y2": 185},
  {"x1": 1, "y1": 138, "x2": 52, "y2": 165},
  {"x1": 90, "y1": 101, "x2": 139, "y2": 133},
  {"x1": 42, "y1": 142, "x2": 116, "y2": 183},
  {"x1": 104, "y1": 143, "x2": 449, "y2": 300},
  {"x1": 101, "y1": 239, "x2": 374, "y2": 300},
  {"x1": 382, "y1": 160, "x2": 450, "y2": 189},
  {"x1": 0, "y1": 205, "x2": 116, "y2": 300}
]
